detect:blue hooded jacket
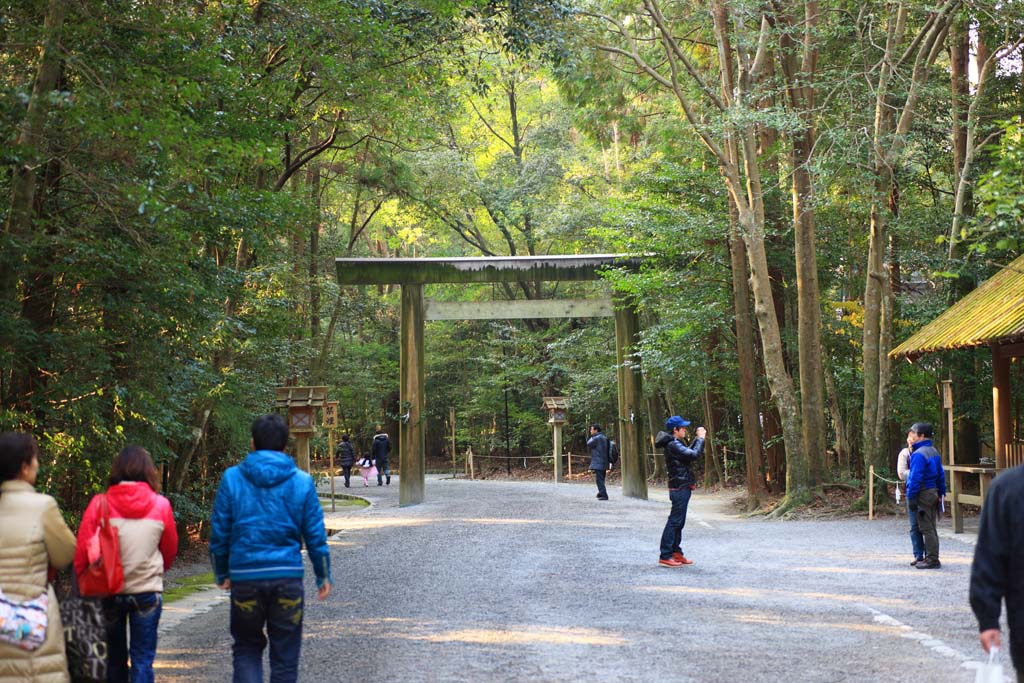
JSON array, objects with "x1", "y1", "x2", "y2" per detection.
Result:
[
  {"x1": 906, "y1": 440, "x2": 946, "y2": 501},
  {"x1": 209, "y1": 450, "x2": 332, "y2": 588}
]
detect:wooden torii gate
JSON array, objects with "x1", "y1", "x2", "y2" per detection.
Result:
[{"x1": 335, "y1": 254, "x2": 648, "y2": 506}]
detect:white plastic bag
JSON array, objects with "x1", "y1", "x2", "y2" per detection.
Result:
[
  {"x1": 974, "y1": 646, "x2": 1003, "y2": 683},
  {"x1": 895, "y1": 484, "x2": 901, "y2": 504}
]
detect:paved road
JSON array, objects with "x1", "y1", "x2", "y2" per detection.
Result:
[{"x1": 155, "y1": 476, "x2": 1014, "y2": 682}]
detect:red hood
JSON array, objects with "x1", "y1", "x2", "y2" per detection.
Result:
[{"x1": 105, "y1": 481, "x2": 159, "y2": 518}]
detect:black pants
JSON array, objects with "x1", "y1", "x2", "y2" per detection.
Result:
[
  {"x1": 593, "y1": 468, "x2": 607, "y2": 498},
  {"x1": 916, "y1": 487, "x2": 940, "y2": 561},
  {"x1": 341, "y1": 466, "x2": 351, "y2": 487},
  {"x1": 660, "y1": 487, "x2": 693, "y2": 559}
]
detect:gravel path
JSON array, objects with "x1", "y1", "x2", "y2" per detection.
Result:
[{"x1": 154, "y1": 475, "x2": 1015, "y2": 682}]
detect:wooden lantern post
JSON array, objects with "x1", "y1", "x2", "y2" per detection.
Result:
[
  {"x1": 543, "y1": 397, "x2": 568, "y2": 483},
  {"x1": 274, "y1": 386, "x2": 328, "y2": 473}
]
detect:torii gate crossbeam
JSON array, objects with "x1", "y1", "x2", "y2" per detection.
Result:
[{"x1": 335, "y1": 255, "x2": 648, "y2": 506}]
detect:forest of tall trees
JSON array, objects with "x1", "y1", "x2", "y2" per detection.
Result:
[{"x1": 2, "y1": 0, "x2": 1022, "y2": 523}]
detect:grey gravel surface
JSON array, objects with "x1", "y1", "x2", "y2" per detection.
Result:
[{"x1": 154, "y1": 475, "x2": 1015, "y2": 682}]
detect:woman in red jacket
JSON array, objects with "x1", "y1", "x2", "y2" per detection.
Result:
[{"x1": 74, "y1": 446, "x2": 177, "y2": 683}]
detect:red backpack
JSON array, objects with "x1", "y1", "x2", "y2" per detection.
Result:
[{"x1": 77, "y1": 495, "x2": 125, "y2": 597}]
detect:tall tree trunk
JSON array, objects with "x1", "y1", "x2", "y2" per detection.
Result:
[
  {"x1": 1, "y1": 0, "x2": 67, "y2": 412},
  {"x1": 860, "y1": 0, "x2": 958, "y2": 495},
  {"x1": 791, "y1": 131, "x2": 826, "y2": 485},
  {"x1": 862, "y1": 168, "x2": 890, "y2": 475},
  {"x1": 777, "y1": 0, "x2": 826, "y2": 487},
  {"x1": 729, "y1": 229, "x2": 768, "y2": 507}
]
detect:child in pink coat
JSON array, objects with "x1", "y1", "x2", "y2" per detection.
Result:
[{"x1": 359, "y1": 457, "x2": 377, "y2": 487}]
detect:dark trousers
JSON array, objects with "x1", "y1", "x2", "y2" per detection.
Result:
[
  {"x1": 907, "y1": 499, "x2": 925, "y2": 560},
  {"x1": 915, "y1": 487, "x2": 940, "y2": 561},
  {"x1": 660, "y1": 487, "x2": 693, "y2": 559},
  {"x1": 104, "y1": 592, "x2": 162, "y2": 683},
  {"x1": 593, "y1": 468, "x2": 607, "y2": 498},
  {"x1": 230, "y1": 578, "x2": 304, "y2": 683},
  {"x1": 341, "y1": 465, "x2": 352, "y2": 487},
  {"x1": 377, "y1": 462, "x2": 390, "y2": 485}
]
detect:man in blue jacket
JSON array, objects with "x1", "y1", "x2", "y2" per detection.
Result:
[
  {"x1": 655, "y1": 416, "x2": 706, "y2": 568},
  {"x1": 210, "y1": 414, "x2": 333, "y2": 683},
  {"x1": 906, "y1": 422, "x2": 946, "y2": 570}
]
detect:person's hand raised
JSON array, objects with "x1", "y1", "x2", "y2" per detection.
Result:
[{"x1": 696, "y1": 427, "x2": 707, "y2": 439}]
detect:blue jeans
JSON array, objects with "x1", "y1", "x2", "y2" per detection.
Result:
[
  {"x1": 907, "y1": 499, "x2": 925, "y2": 560},
  {"x1": 230, "y1": 578, "x2": 304, "y2": 683},
  {"x1": 660, "y1": 487, "x2": 693, "y2": 559},
  {"x1": 104, "y1": 592, "x2": 162, "y2": 683},
  {"x1": 593, "y1": 468, "x2": 607, "y2": 498}
]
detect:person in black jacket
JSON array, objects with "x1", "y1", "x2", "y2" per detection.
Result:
[
  {"x1": 655, "y1": 415, "x2": 706, "y2": 568},
  {"x1": 371, "y1": 427, "x2": 392, "y2": 486},
  {"x1": 587, "y1": 424, "x2": 610, "y2": 500},
  {"x1": 335, "y1": 434, "x2": 357, "y2": 488},
  {"x1": 970, "y1": 463, "x2": 1024, "y2": 681}
]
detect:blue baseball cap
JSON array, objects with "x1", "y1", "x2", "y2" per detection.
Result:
[{"x1": 665, "y1": 415, "x2": 691, "y2": 431}]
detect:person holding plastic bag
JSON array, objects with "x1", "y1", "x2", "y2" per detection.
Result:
[
  {"x1": 74, "y1": 446, "x2": 178, "y2": 683},
  {"x1": 970, "y1": 462, "x2": 1024, "y2": 682},
  {"x1": 0, "y1": 432, "x2": 77, "y2": 682}
]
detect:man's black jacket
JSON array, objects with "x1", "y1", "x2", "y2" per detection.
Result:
[
  {"x1": 969, "y1": 464, "x2": 1024, "y2": 668},
  {"x1": 371, "y1": 433, "x2": 391, "y2": 467},
  {"x1": 654, "y1": 431, "x2": 704, "y2": 489}
]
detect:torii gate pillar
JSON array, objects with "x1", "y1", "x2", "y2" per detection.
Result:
[
  {"x1": 615, "y1": 298, "x2": 647, "y2": 499},
  {"x1": 400, "y1": 284, "x2": 426, "y2": 506}
]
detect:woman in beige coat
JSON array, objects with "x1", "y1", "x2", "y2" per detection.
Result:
[{"x1": 0, "y1": 432, "x2": 77, "y2": 682}]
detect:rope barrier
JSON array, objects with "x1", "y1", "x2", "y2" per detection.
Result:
[
  {"x1": 467, "y1": 452, "x2": 591, "y2": 460},
  {"x1": 871, "y1": 470, "x2": 901, "y2": 485}
]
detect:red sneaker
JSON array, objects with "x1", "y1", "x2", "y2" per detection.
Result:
[
  {"x1": 672, "y1": 552, "x2": 694, "y2": 565},
  {"x1": 659, "y1": 557, "x2": 684, "y2": 568}
]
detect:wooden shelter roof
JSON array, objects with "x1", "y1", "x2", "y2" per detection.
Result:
[{"x1": 890, "y1": 253, "x2": 1024, "y2": 360}]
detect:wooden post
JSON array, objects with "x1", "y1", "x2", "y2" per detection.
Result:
[
  {"x1": 399, "y1": 284, "x2": 426, "y2": 505},
  {"x1": 468, "y1": 447, "x2": 474, "y2": 480},
  {"x1": 868, "y1": 465, "x2": 874, "y2": 520},
  {"x1": 295, "y1": 435, "x2": 311, "y2": 473},
  {"x1": 614, "y1": 298, "x2": 647, "y2": 500},
  {"x1": 328, "y1": 430, "x2": 335, "y2": 512},
  {"x1": 553, "y1": 424, "x2": 564, "y2": 483},
  {"x1": 450, "y1": 407, "x2": 457, "y2": 478},
  {"x1": 993, "y1": 344, "x2": 1011, "y2": 470},
  {"x1": 942, "y1": 379, "x2": 955, "y2": 468}
]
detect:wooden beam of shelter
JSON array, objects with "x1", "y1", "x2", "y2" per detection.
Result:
[
  {"x1": 335, "y1": 254, "x2": 641, "y2": 285},
  {"x1": 424, "y1": 298, "x2": 614, "y2": 321}
]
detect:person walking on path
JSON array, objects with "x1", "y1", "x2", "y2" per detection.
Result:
[
  {"x1": 970, "y1": 463, "x2": 1024, "y2": 682},
  {"x1": 897, "y1": 432, "x2": 926, "y2": 566},
  {"x1": 358, "y1": 455, "x2": 377, "y2": 487},
  {"x1": 335, "y1": 434, "x2": 357, "y2": 488},
  {"x1": 655, "y1": 416, "x2": 706, "y2": 568},
  {"x1": 371, "y1": 427, "x2": 391, "y2": 486},
  {"x1": 209, "y1": 414, "x2": 333, "y2": 683},
  {"x1": 74, "y1": 446, "x2": 178, "y2": 683},
  {"x1": 0, "y1": 432, "x2": 77, "y2": 683},
  {"x1": 906, "y1": 422, "x2": 945, "y2": 570},
  {"x1": 586, "y1": 424, "x2": 610, "y2": 501}
]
